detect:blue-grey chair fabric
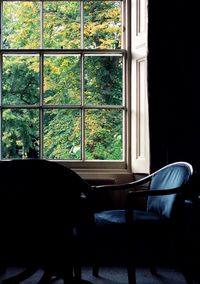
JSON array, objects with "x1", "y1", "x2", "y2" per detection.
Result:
[
  {"x1": 95, "y1": 209, "x2": 165, "y2": 226},
  {"x1": 147, "y1": 162, "x2": 193, "y2": 218}
]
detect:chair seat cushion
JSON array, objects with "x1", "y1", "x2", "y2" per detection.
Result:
[
  {"x1": 95, "y1": 209, "x2": 166, "y2": 226},
  {"x1": 94, "y1": 209, "x2": 172, "y2": 244}
]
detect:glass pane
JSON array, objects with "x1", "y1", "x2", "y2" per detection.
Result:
[
  {"x1": 85, "y1": 109, "x2": 123, "y2": 160},
  {"x1": 2, "y1": 109, "x2": 39, "y2": 159},
  {"x1": 44, "y1": 2, "x2": 81, "y2": 49},
  {"x1": 43, "y1": 109, "x2": 81, "y2": 159},
  {"x1": 2, "y1": 55, "x2": 40, "y2": 105},
  {"x1": 3, "y1": 1, "x2": 40, "y2": 49},
  {"x1": 84, "y1": 56, "x2": 123, "y2": 105},
  {"x1": 44, "y1": 55, "x2": 81, "y2": 104},
  {"x1": 84, "y1": 1, "x2": 122, "y2": 49}
]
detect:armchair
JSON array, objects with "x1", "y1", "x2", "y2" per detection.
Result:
[{"x1": 89, "y1": 161, "x2": 193, "y2": 284}]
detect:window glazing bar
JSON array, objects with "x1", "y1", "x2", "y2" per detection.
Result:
[
  {"x1": 0, "y1": 1, "x2": 2, "y2": 49},
  {"x1": 1, "y1": 105, "x2": 126, "y2": 109},
  {"x1": 39, "y1": 53, "x2": 44, "y2": 159},
  {"x1": 81, "y1": 52, "x2": 85, "y2": 160},
  {"x1": 0, "y1": 49, "x2": 126, "y2": 55},
  {"x1": 46, "y1": 0, "x2": 122, "y2": 1},
  {"x1": 81, "y1": 0, "x2": 84, "y2": 49},
  {"x1": 40, "y1": 1, "x2": 43, "y2": 49}
]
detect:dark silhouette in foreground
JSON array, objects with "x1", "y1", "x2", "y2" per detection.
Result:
[{"x1": 0, "y1": 159, "x2": 93, "y2": 284}]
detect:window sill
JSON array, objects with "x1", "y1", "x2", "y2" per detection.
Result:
[{"x1": 74, "y1": 168, "x2": 136, "y2": 184}]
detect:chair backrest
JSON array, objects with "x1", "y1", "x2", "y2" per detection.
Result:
[{"x1": 147, "y1": 162, "x2": 193, "y2": 219}]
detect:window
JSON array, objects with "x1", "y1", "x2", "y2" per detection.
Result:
[{"x1": 0, "y1": 0, "x2": 149, "y2": 173}]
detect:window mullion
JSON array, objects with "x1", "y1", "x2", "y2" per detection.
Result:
[
  {"x1": 0, "y1": 1, "x2": 2, "y2": 49},
  {"x1": 121, "y1": 0, "x2": 125, "y2": 49},
  {"x1": 39, "y1": 2, "x2": 44, "y2": 158},
  {"x1": 39, "y1": 2, "x2": 44, "y2": 159},
  {"x1": 0, "y1": 2, "x2": 2, "y2": 159},
  {"x1": 81, "y1": 0, "x2": 85, "y2": 161},
  {"x1": 0, "y1": 54, "x2": 2, "y2": 160},
  {"x1": 81, "y1": 52, "x2": 85, "y2": 161},
  {"x1": 80, "y1": 0, "x2": 85, "y2": 161},
  {"x1": 40, "y1": 1, "x2": 44, "y2": 49},
  {"x1": 81, "y1": 0, "x2": 84, "y2": 49},
  {"x1": 39, "y1": 52, "x2": 44, "y2": 159}
]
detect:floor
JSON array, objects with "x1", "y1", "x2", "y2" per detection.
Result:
[{"x1": 0, "y1": 266, "x2": 188, "y2": 284}]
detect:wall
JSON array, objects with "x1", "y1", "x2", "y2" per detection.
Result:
[{"x1": 148, "y1": 0, "x2": 200, "y2": 174}]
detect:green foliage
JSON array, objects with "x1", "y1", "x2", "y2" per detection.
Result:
[
  {"x1": 84, "y1": 1, "x2": 121, "y2": 49},
  {"x1": 3, "y1": 56, "x2": 39, "y2": 105},
  {"x1": 44, "y1": 56, "x2": 81, "y2": 104},
  {"x1": 2, "y1": 1, "x2": 123, "y2": 161},
  {"x1": 84, "y1": 56, "x2": 122, "y2": 105},
  {"x1": 43, "y1": 2, "x2": 81, "y2": 49},
  {"x1": 3, "y1": 2, "x2": 40, "y2": 49},
  {"x1": 2, "y1": 109, "x2": 39, "y2": 159},
  {"x1": 43, "y1": 109, "x2": 81, "y2": 159},
  {"x1": 85, "y1": 109, "x2": 122, "y2": 160}
]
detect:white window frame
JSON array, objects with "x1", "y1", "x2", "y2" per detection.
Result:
[{"x1": 130, "y1": 0, "x2": 149, "y2": 174}]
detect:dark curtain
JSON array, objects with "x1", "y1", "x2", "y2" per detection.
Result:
[{"x1": 148, "y1": 0, "x2": 200, "y2": 174}]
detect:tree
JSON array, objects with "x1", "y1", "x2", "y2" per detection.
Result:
[{"x1": 2, "y1": 1, "x2": 123, "y2": 160}]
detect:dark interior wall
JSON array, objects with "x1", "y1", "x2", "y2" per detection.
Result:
[{"x1": 148, "y1": 0, "x2": 200, "y2": 174}]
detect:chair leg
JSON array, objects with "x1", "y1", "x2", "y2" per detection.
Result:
[
  {"x1": 36, "y1": 271, "x2": 52, "y2": 284},
  {"x1": 74, "y1": 263, "x2": 82, "y2": 280},
  {"x1": 91, "y1": 247, "x2": 100, "y2": 277},
  {"x1": 182, "y1": 271, "x2": 194, "y2": 284},
  {"x1": 92, "y1": 264, "x2": 99, "y2": 277},
  {"x1": 0, "y1": 264, "x2": 6, "y2": 277},
  {"x1": 63, "y1": 264, "x2": 74, "y2": 284},
  {"x1": 127, "y1": 264, "x2": 136, "y2": 284},
  {"x1": 150, "y1": 265, "x2": 158, "y2": 275}
]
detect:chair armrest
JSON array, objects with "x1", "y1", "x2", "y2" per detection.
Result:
[
  {"x1": 127, "y1": 187, "x2": 181, "y2": 198},
  {"x1": 89, "y1": 175, "x2": 152, "y2": 212},
  {"x1": 91, "y1": 174, "x2": 152, "y2": 192}
]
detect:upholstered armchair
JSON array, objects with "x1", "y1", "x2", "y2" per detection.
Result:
[{"x1": 88, "y1": 161, "x2": 193, "y2": 284}]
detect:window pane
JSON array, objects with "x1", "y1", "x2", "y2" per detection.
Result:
[
  {"x1": 44, "y1": 2, "x2": 81, "y2": 49},
  {"x1": 85, "y1": 109, "x2": 123, "y2": 160},
  {"x1": 84, "y1": 56, "x2": 123, "y2": 105},
  {"x1": 3, "y1": 1, "x2": 40, "y2": 49},
  {"x1": 43, "y1": 109, "x2": 81, "y2": 159},
  {"x1": 2, "y1": 109, "x2": 39, "y2": 159},
  {"x1": 84, "y1": 1, "x2": 122, "y2": 49},
  {"x1": 44, "y1": 55, "x2": 81, "y2": 104},
  {"x1": 2, "y1": 55, "x2": 40, "y2": 105}
]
